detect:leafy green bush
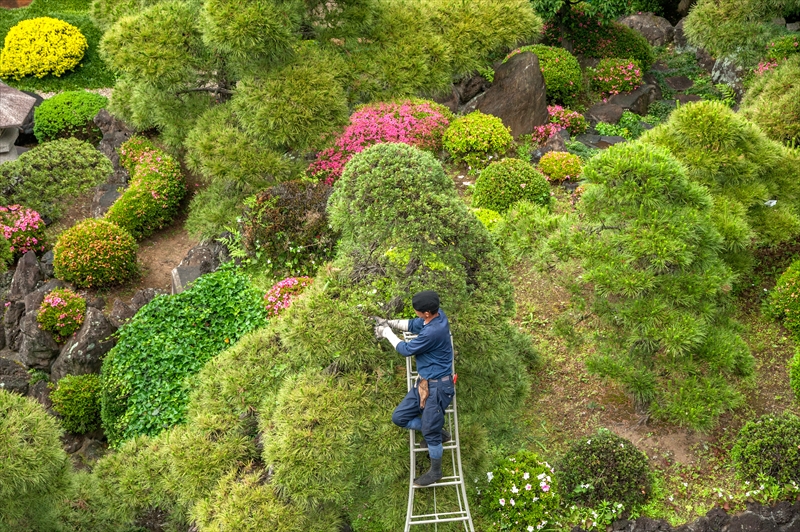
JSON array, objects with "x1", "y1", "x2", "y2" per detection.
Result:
[
  {"x1": 549, "y1": 105, "x2": 588, "y2": 136},
  {"x1": 478, "y1": 450, "x2": 559, "y2": 531},
  {"x1": 0, "y1": 389, "x2": 70, "y2": 530},
  {"x1": 741, "y1": 56, "x2": 800, "y2": 145},
  {"x1": 538, "y1": 151, "x2": 582, "y2": 183},
  {"x1": 505, "y1": 45, "x2": 581, "y2": 106},
  {"x1": 0, "y1": 16, "x2": 87, "y2": 79},
  {"x1": 472, "y1": 158, "x2": 550, "y2": 212},
  {"x1": 100, "y1": 267, "x2": 267, "y2": 446},
  {"x1": 50, "y1": 373, "x2": 102, "y2": 434},
  {"x1": 591, "y1": 58, "x2": 643, "y2": 97},
  {"x1": 53, "y1": 218, "x2": 138, "y2": 287},
  {"x1": 37, "y1": 288, "x2": 86, "y2": 342},
  {"x1": 0, "y1": 204, "x2": 46, "y2": 257},
  {"x1": 33, "y1": 90, "x2": 107, "y2": 142},
  {"x1": 442, "y1": 111, "x2": 514, "y2": 172},
  {"x1": 0, "y1": 138, "x2": 112, "y2": 221},
  {"x1": 766, "y1": 35, "x2": 800, "y2": 61},
  {"x1": 731, "y1": 413, "x2": 800, "y2": 484},
  {"x1": 766, "y1": 259, "x2": 800, "y2": 336},
  {"x1": 470, "y1": 207, "x2": 503, "y2": 232},
  {"x1": 493, "y1": 200, "x2": 576, "y2": 263},
  {"x1": 791, "y1": 349, "x2": 800, "y2": 402},
  {"x1": 558, "y1": 429, "x2": 651, "y2": 507}
]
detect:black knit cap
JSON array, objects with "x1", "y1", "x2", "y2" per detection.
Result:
[{"x1": 412, "y1": 290, "x2": 440, "y2": 313}]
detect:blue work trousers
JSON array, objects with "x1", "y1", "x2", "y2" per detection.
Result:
[{"x1": 391, "y1": 377, "x2": 454, "y2": 450}]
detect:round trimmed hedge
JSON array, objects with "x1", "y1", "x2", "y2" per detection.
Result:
[
  {"x1": 766, "y1": 259, "x2": 800, "y2": 337},
  {"x1": 50, "y1": 373, "x2": 103, "y2": 434},
  {"x1": 472, "y1": 158, "x2": 550, "y2": 212},
  {"x1": 33, "y1": 90, "x2": 108, "y2": 143},
  {"x1": 538, "y1": 151, "x2": 583, "y2": 184},
  {"x1": 443, "y1": 111, "x2": 513, "y2": 172},
  {"x1": 53, "y1": 219, "x2": 138, "y2": 288},
  {"x1": 506, "y1": 45, "x2": 581, "y2": 106},
  {"x1": 731, "y1": 413, "x2": 800, "y2": 484},
  {"x1": 0, "y1": 17, "x2": 88, "y2": 80}
]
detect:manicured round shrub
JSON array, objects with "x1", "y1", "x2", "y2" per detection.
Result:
[
  {"x1": 0, "y1": 389, "x2": 70, "y2": 529},
  {"x1": 591, "y1": 58, "x2": 643, "y2": 97},
  {"x1": 766, "y1": 259, "x2": 800, "y2": 337},
  {"x1": 443, "y1": 111, "x2": 514, "y2": 172},
  {"x1": 549, "y1": 105, "x2": 588, "y2": 136},
  {"x1": 766, "y1": 35, "x2": 800, "y2": 61},
  {"x1": 33, "y1": 90, "x2": 108, "y2": 143},
  {"x1": 731, "y1": 413, "x2": 800, "y2": 484},
  {"x1": 741, "y1": 56, "x2": 800, "y2": 145},
  {"x1": 472, "y1": 158, "x2": 550, "y2": 212},
  {"x1": 471, "y1": 207, "x2": 503, "y2": 232},
  {"x1": 0, "y1": 205, "x2": 46, "y2": 257},
  {"x1": 263, "y1": 276, "x2": 313, "y2": 317},
  {"x1": 53, "y1": 219, "x2": 138, "y2": 288},
  {"x1": 0, "y1": 17, "x2": 88, "y2": 80},
  {"x1": 309, "y1": 99, "x2": 453, "y2": 184},
  {"x1": 506, "y1": 45, "x2": 581, "y2": 106},
  {"x1": 538, "y1": 151, "x2": 583, "y2": 183},
  {"x1": 558, "y1": 429, "x2": 651, "y2": 507},
  {"x1": 50, "y1": 373, "x2": 102, "y2": 434},
  {"x1": 37, "y1": 288, "x2": 86, "y2": 343},
  {"x1": 478, "y1": 450, "x2": 559, "y2": 531},
  {"x1": 105, "y1": 137, "x2": 185, "y2": 239}
]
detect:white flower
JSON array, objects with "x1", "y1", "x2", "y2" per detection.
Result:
[
  {"x1": 587, "y1": 439, "x2": 591, "y2": 444},
  {"x1": 523, "y1": 472, "x2": 530, "y2": 480},
  {"x1": 620, "y1": 443, "x2": 624, "y2": 448},
  {"x1": 528, "y1": 527, "x2": 534, "y2": 532},
  {"x1": 537, "y1": 473, "x2": 546, "y2": 480},
  {"x1": 511, "y1": 485, "x2": 519, "y2": 494},
  {"x1": 499, "y1": 498, "x2": 505, "y2": 506},
  {"x1": 682, "y1": 482, "x2": 688, "y2": 487},
  {"x1": 487, "y1": 472, "x2": 494, "y2": 482},
  {"x1": 668, "y1": 496, "x2": 674, "y2": 502},
  {"x1": 510, "y1": 498, "x2": 515, "y2": 506},
  {"x1": 616, "y1": 503, "x2": 623, "y2": 508}
]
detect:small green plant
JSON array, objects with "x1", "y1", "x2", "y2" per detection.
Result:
[
  {"x1": 766, "y1": 35, "x2": 800, "y2": 61},
  {"x1": 27, "y1": 369, "x2": 49, "y2": 386},
  {"x1": 731, "y1": 413, "x2": 800, "y2": 484},
  {"x1": 442, "y1": 111, "x2": 514, "y2": 173},
  {"x1": 765, "y1": 259, "x2": 800, "y2": 337},
  {"x1": 33, "y1": 90, "x2": 108, "y2": 143},
  {"x1": 36, "y1": 288, "x2": 86, "y2": 343},
  {"x1": 472, "y1": 158, "x2": 550, "y2": 212},
  {"x1": 594, "y1": 122, "x2": 630, "y2": 139},
  {"x1": 538, "y1": 151, "x2": 582, "y2": 183},
  {"x1": 470, "y1": 207, "x2": 503, "y2": 232},
  {"x1": 565, "y1": 140, "x2": 598, "y2": 161},
  {"x1": 506, "y1": 45, "x2": 582, "y2": 106},
  {"x1": 49, "y1": 374, "x2": 102, "y2": 434},
  {"x1": 790, "y1": 349, "x2": 800, "y2": 402},
  {"x1": 476, "y1": 65, "x2": 495, "y2": 83},
  {"x1": 590, "y1": 58, "x2": 643, "y2": 97},
  {"x1": 53, "y1": 219, "x2": 138, "y2": 288}
]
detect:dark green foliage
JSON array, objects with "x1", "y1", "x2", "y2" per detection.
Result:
[
  {"x1": 0, "y1": 138, "x2": 112, "y2": 221},
  {"x1": 0, "y1": 234, "x2": 12, "y2": 271},
  {"x1": 506, "y1": 45, "x2": 581, "y2": 106},
  {"x1": 578, "y1": 141, "x2": 752, "y2": 429},
  {"x1": 53, "y1": 219, "x2": 138, "y2": 287},
  {"x1": 100, "y1": 267, "x2": 267, "y2": 446},
  {"x1": 731, "y1": 413, "x2": 800, "y2": 483},
  {"x1": 442, "y1": 111, "x2": 514, "y2": 171},
  {"x1": 33, "y1": 90, "x2": 107, "y2": 143},
  {"x1": 472, "y1": 158, "x2": 551, "y2": 213},
  {"x1": 741, "y1": 56, "x2": 800, "y2": 146},
  {"x1": 50, "y1": 373, "x2": 102, "y2": 434},
  {"x1": 791, "y1": 349, "x2": 800, "y2": 402},
  {"x1": 0, "y1": 389, "x2": 71, "y2": 531},
  {"x1": 558, "y1": 429, "x2": 651, "y2": 507},
  {"x1": 766, "y1": 259, "x2": 800, "y2": 337},
  {"x1": 241, "y1": 180, "x2": 337, "y2": 277}
]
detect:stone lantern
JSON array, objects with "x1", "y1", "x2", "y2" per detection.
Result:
[{"x1": 0, "y1": 82, "x2": 37, "y2": 164}]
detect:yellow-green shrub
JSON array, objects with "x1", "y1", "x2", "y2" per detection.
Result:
[
  {"x1": 443, "y1": 111, "x2": 513, "y2": 172},
  {"x1": 53, "y1": 219, "x2": 138, "y2": 288},
  {"x1": 0, "y1": 17, "x2": 88, "y2": 80},
  {"x1": 538, "y1": 151, "x2": 583, "y2": 183}
]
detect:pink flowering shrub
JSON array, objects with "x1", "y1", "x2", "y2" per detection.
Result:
[
  {"x1": 37, "y1": 288, "x2": 86, "y2": 342},
  {"x1": 755, "y1": 59, "x2": 779, "y2": 76},
  {"x1": 0, "y1": 205, "x2": 46, "y2": 257},
  {"x1": 548, "y1": 105, "x2": 588, "y2": 136},
  {"x1": 590, "y1": 58, "x2": 643, "y2": 97},
  {"x1": 538, "y1": 151, "x2": 583, "y2": 183},
  {"x1": 531, "y1": 123, "x2": 564, "y2": 145},
  {"x1": 309, "y1": 100, "x2": 452, "y2": 184},
  {"x1": 263, "y1": 276, "x2": 313, "y2": 317}
]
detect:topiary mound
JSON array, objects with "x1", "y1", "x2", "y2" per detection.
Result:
[
  {"x1": 33, "y1": 90, "x2": 108, "y2": 143},
  {"x1": 443, "y1": 111, "x2": 514, "y2": 172},
  {"x1": 538, "y1": 151, "x2": 583, "y2": 184},
  {"x1": 53, "y1": 219, "x2": 138, "y2": 288},
  {"x1": 558, "y1": 429, "x2": 651, "y2": 508},
  {"x1": 505, "y1": 45, "x2": 581, "y2": 106},
  {"x1": 548, "y1": 105, "x2": 587, "y2": 136},
  {"x1": 0, "y1": 17, "x2": 88, "y2": 80},
  {"x1": 741, "y1": 56, "x2": 800, "y2": 146},
  {"x1": 50, "y1": 373, "x2": 102, "y2": 434},
  {"x1": 37, "y1": 288, "x2": 86, "y2": 343},
  {"x1": 472, "y1": 158, "x2": 551, "y2": 212},
  {"x1": 0, "y1": 389, "x2": 71, "y2": 530},
  {"x1": 766, "y1": 259, "x2": 800, "y2": 337},
  {"x1": 731, "y1": 413, "x2": 800, "y2": 484}
]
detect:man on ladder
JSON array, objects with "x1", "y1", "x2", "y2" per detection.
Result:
[{"x1": 374, "y1": 290, "x2": 455, "y2": 487}]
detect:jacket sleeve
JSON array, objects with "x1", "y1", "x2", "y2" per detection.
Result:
[{"x1": 395, "y1": 331, "x2": 433, "y2": 357}]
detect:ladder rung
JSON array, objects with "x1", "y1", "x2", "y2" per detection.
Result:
[
  {"x1": 413, "y1": 443, "x2": 458, "y2": 452},
  {"x1": 410, "y1": 512, "x2": 470, "y2": 522},
  {"x1": 412, "y1": 479, "x2": 462, "y2": 488},
  {"x1": 410, "y1": 516, "x2": 471, "y2": 525}
]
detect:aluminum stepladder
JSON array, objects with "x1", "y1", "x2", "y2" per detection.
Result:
[{"x1": 403, "y1": 332, "x2": 474, "y2": 532}]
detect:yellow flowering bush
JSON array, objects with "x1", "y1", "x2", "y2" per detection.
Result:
[{"x1": 0, "y1": 18, "x2": 88, "y2": 80}]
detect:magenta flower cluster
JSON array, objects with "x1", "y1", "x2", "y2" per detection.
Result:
[
  {"x1": 591, "y1": 59, "x2": 642, "y2": 97},
  {"x1": 309, "y1": 100, "x2": 451, "y2": 184},
  {"x1": 263, "y1": 276, "x2": 313, "y2": 317},
  {"x1": 37, "y1": 288, "x2": 86, "y2": 343},
  {"x1": 755, "y1": 59, "x2": 779, "y2": 76},
  {"x1": 547, "y1": 105, "x2": 588, "y2": 136},
  {"x1": 0, "y1": 204, "x2": 46, "y2": 255}
]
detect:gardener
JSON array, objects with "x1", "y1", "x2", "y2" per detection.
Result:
[{"x1": 373, "y1": 290, "x2": 455, "y2": 487}]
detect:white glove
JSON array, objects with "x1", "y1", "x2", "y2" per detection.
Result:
[
  {"x1": 382, "y1": 327, "x2": 401, "y2": 348},
  {"x1": 386, "y1": 319, "x2": 410, "y2": 332}
]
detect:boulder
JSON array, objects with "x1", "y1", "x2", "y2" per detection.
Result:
[
  {"x1": 673, "y1": 18, "x2": 689, "y2": 49},
  {"x1": 664, "y1": 75, "x2": 693, "y2": 91},
  {"x1": 0, "y1": 356, "x2": 29, "y2": 395},
  {"x1": 27, "y1": 378, "x2": 52, "y2": 410},
  {"x1": 39, "y1": 250, "x2": 54, "y2": 279},
  {"x1": 608, "y1": 84, "x2": 660, "y2": 115},
  {"x1": 575, "y1": 134, "x2": 627, "y2": 150},
  {"x1": 171, "y1": 241, "x2": 231, "y2": 294},
  {"x1": 8, "y1": 251, "x2": 43, "y2": 301},
  {"x1": 4, "y1": 300, "x2": 25, "y2": 350},
  {"x1": 108, "y1": 287, "x2": 163, "y2": 329},
  {"x1": 24, "y1": 279, "x2": 66, "y2": 314},
  {"x1": 587, "y1": 102, "x2": 624, "y2": 124},
  {"x1": 711, "y1": 56, "x2": 746, "y2": 96},
  {"x1": 433, "y1": 86, "x2": 459, "y2": 114},
  {"x1": 17, "y1": 310, "x2": 59, "y2": 370},
  {"x1": 696, "y1": 48, "x2": 716, "y2": 73},
  {"x1": 94, "y1": 109, "x2": 135, "y2": 183},
  {"x1": 19, "y1": 90, "x2": 44, "y2": 137},
  {"x1": 50, "y1": 307, "x2": 116, "y2": 382},
  {"x1": 532, "y1": 129, "x2": 570, "y2": 163},
  {"x1": 788, "y1": 22, "x2": 800, "y2": 32},
  {"x1": 0, "y1": 269, "x2": 14, "y2": 303},
  {"x1": 456, "y1": 74, "x2": 491, "y2": 106},
  {"x1": 475, "y1": 52, "x2": 548, "y2": 138},
  {"x1": 618, "y1": 13, "x2": 674, "y2": 46},
  {"x1": 91, "y1": 182, "x2": 125, "y2": 218}
]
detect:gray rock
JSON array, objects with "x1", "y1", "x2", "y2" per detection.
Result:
[
  {"x1": 531, "y1": 129, "x2": 570, "y2": 163},
  {"x1": 608, "y1": 84, "x2": 660, "y2": 115},
  {"x1": 587, "y1": 103, "x2": 624, "y2": 124},
  {"x1": 9, "y1": 251, "x2": 43, "y2": 301},
  {"x1": 91, "y1": 183, "x2": 125, "y2": 218},
  {"x1": 475, "y1": 52, "x2": 548, "y2": 138},
  {"x1": 0, "y1": 269, "x2": 14, "y2": 303},
  {"x1": 456, "y1": 75, "x2": 490, "y2": 106},
  {"x1": 575, "y1": 134, "x2": 627, "y2": 149},
  {"x1": 27, "y1": 379, "x2": 52, "y2": 410},
  {"x1": 665, "y1": 75, "x2": 693, "y2": 91},
  {"x1": 772, "y1": 17, "x2": 787, "y2": 27},
  {"x1": 51, "y1": 307, "x2": 116, "y2": 382},
  {"x1": 696, "y1": 48, "x2": 716, "y2": 73},
  {"x1": 171, "y1": 242, "x2": 230, "y2": 294},
  {"x1": 675, "y1": 94, "x2": 703, "y2": 104},
  {"x1": 17, "y1": 311, "x2": 60, "y2": 370},
  {"x1": 711, "y1": 56, "x2": 746, "y2": 96},
  {"x1": 40, "y1": 250, "x2": 54, "y2": 279},
  {"x1": 24, "y1": 279, "x2": 66, "y2": 314},
  {"x1": 0, "y1": 356, "x2": 29, "y2": 395},
  {"x1": 787, "y1": 22, "x2": 800, "y2": 32},
  {"x1": 19, "y1": 91, "x2": 44, "y2": 137},
  {"x1": 94, "y1": 109, "x2": 135, "y2": 182},
  {"x1": 130, "y1": 287, "x2": 161, "y2": 311},
  {"x1": 107, "y1": 298, "x2": 135, "y2": 330},
  {"x1": 618, "y1": 13, "x2": 674, "y2": 46},
  {"x1": 578, "y1": 56, "x2": 600, "y2": 71},
  {"x1": 673, "y1": 18, "x2": 689, "y2": 49},
  {"x1": 433, "y1": 86, "x2": 459, "y2": 114},
  {"x1": 87, "y1": 296, "x2": 105, "y2": 310},
  {"x1": 4, "y1": 300, "x2": 25, "y2": 351}
]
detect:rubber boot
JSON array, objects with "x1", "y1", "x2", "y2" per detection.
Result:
[
  {"x1": 414, "y1": 458, "x2": 443, "y2": 487},
  {"x1": 420, "y1": 429, "x2": 451, "y2": 449}
]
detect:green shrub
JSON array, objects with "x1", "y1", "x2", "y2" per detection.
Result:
[
  {"x1": 90, "y1": 0, "x2": 162, "y2": 31},
  {"x1": 470, "y1": 207, "x2": 503, "y2": 232},
  {"x1": 791, "y1": 349, "x2": 800, "y2": 402},
  {"x1": 741, "y1": 56, "x2": 800, "y2": 146},
  {"x1": 0, "y1": 138, "x2": 112, "y2": 221},
  {"x1": 0, "y1": 16, "x2": 87, "y2": 79},
  {"x1": 472, "y1": 158, "x2": 550, "y2": 212},
  {"x1": 766, "y1": 259, "x2": 800, "y2": 336},
  {"x1": 240, "y1": 180, "x2": 337, "y2": 277},
  {"x1": 493, "y1": 200, "x2": 576, "y2": 263},
  {"x1": 100, "y1": 267, "x2": 267, "y2": 446},
  {"x1": 50, "y1": 373, "x2": 102, "y2": 434},
  {"x1": 538, "y1": 151, "x2": 582, "y2": 183},
  {"x1": 37, "y1": 288, "x2": 86, "y2": 342},
  {"x1": 478, "y1": 450, "x2": 560, "y2": 530},
  {"x1": 591, "y1": 58, "x2": 643, "y2": 97},
  {"x1": 766, "y1": 35, "x2": 800, "y2": 61},
  {"x1": 53, "y1": 218, "x2": 138, "y2": 287},
  {"x1": 105, "y1": 138, "x2": 185, "y2": 239},
  {"x1": 558, "y1": 429, "x2": 651, "y2": 507},
  {"x1": 731, "y1": 413, "x2": 800, "y2": 484},
  {"x1": 33, "y1": 90, "x2": 107, "y2": 143},
  {"x1": 549, "y1": 105, "x2": 588, "y2": 136},
  {"x1": 0, "y1": 389, "x2": 70, "y2": 530},
  {"x1": 505, "y1": 45, "x2": 581, "y2": 106},
  {"x1": 442, "y1": 111, "x2": 514, "y2": 172}
]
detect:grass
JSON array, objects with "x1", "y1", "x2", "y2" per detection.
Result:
[{"x1": 0, "y1": 0, "x2": 115, "y2": 91}]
